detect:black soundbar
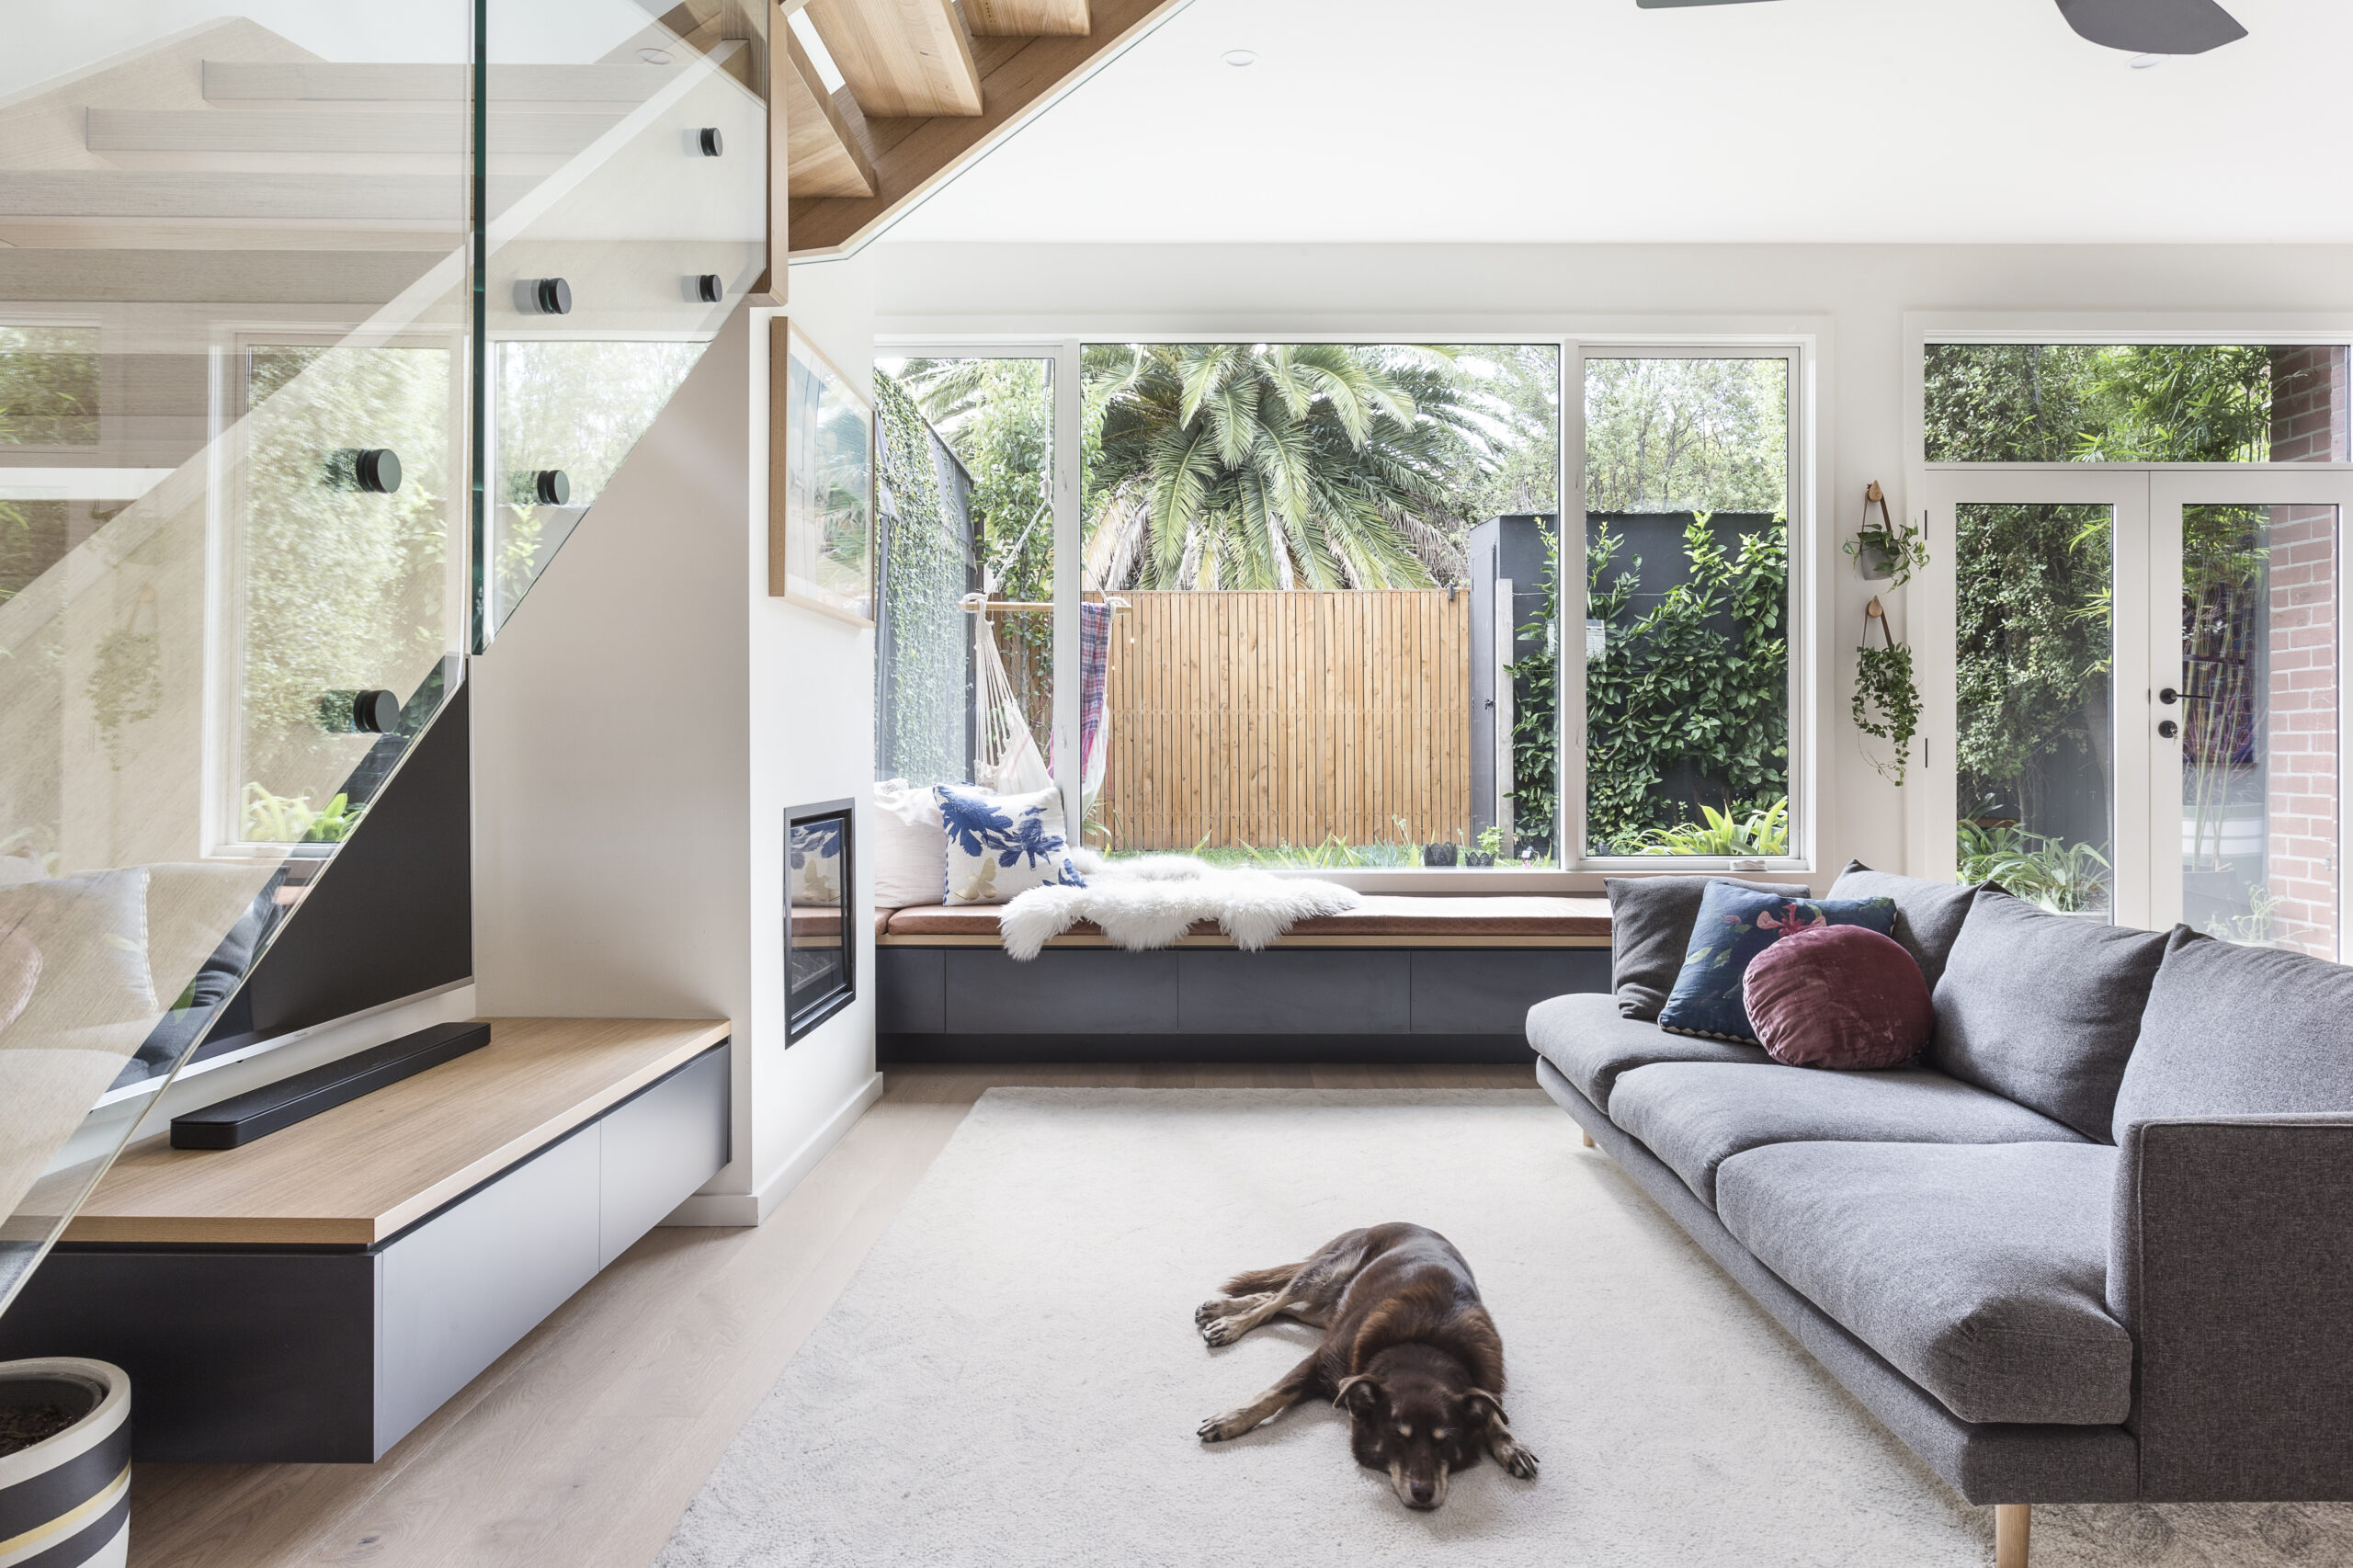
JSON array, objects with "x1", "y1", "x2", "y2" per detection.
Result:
[{"x1": 169, "y1": 1021, "x2": 493, "y2": 1150}]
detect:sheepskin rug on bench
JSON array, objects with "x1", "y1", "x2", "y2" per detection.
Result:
[{"x1": 997, "y1": 852, "x2": 1358, "y2": 960}]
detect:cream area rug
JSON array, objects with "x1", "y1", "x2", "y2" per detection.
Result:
[{"x1": 659, "y1": 1090, "x2": 2351, "y2": 1567}]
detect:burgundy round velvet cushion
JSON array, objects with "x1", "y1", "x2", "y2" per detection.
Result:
[{"x1": 1742, "y1": 924, "x2": 1930, "y2": 1070}]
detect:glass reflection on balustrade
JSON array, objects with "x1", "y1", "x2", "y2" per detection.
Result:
[
  {"x1": 0, "y1": 2, "x2": 478, "y2": 1316},
  {"x1": 478, "y1": 0, "x2": 768, "y2": 641},
  {"x1": 0, "y1": 0, "x2": 771, "y2": 1321}
]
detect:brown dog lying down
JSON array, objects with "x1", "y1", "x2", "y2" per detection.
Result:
[{"x1": 1194, "y1": 1221, "x2": 1539, "y2": 1509}]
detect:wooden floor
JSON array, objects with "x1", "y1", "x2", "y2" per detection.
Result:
[{"x1": 127, "y1": 1062, "x2": 1530, "y2": 1568}]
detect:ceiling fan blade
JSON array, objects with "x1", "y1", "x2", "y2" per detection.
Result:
[{"x1": 2054, "y1": 0, "x2": 2246, "y2": 54}]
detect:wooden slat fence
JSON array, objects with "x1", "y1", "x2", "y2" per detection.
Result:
[{"x1": 1097, "y1": 590, "x2": 1470, "y2": 852}]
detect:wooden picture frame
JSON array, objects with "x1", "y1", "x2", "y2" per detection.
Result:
[{"x1": 769, "y1": 318, "x2": 875, "y2": 623}]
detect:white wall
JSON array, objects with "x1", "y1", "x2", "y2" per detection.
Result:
[
  {"x1": 869, "y1": 241, "x2": 2353, "y2": 881},
  {"x1": 744, "y1": 252, "x2": 885, "y2": 1207},
  {"x1": 473, "y1": 264, "x2": 886, "y2": 1223}
]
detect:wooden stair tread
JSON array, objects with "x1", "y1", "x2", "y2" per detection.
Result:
[{"x1": 64, "y1": 1017, "x2": 728, "y2": 1247}]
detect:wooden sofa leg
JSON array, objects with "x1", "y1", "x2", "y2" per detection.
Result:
[
  {"x1": 1581, "y1": 1130, "x2": 1596, "y2": 1148},
  {"x1": 1995, "y1": 1504, "x2": 2029, "y2": 1568}
]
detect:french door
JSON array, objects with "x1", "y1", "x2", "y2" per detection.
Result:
[{"x1": 1917, "y1": 467, "x2": 2353, "y2": 956}]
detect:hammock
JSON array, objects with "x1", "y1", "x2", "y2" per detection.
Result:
[{"x1": 972, "y1": 603, "x2": 1112, "y2": 811}]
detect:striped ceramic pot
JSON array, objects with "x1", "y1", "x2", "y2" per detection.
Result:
[{"x1": 0, "y1": 1360, "x2": 130, "y2": 1568}]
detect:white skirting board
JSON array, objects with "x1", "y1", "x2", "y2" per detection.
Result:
[{"x1": 662, "y1": 1071, "x2": 884, "y2": 1227}]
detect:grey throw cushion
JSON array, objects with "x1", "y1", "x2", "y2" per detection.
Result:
[
  {"x1": 1608, "y1": 1060, "x2": 2085, "y2": 1208},
  {"x1": 2110, "y1": 926, "x2": 2353, "y2": 1141},
  {"x1": 1525, "y1": 991, "x2": 1768, "y2": 1113},
  {"x1": 1929, "y1": 890, "x2": 2169, "y2": 1141},
  {"x1": 1717, "y1": 1140, "x2": 2131, "y2": 1426},
  {"x1": 1827, "y1": 860, "x2": 1984, "y2": 989},
  {"x1": 1605, "y1": 875, "x2": 1808, "y2": 1020}
]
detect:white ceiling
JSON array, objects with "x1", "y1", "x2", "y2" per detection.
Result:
[{"x1": 879, "y1": 0, "x2": 2353, "y2": 245}]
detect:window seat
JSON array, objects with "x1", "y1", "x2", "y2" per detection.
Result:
[
  {"x1": 875, "y1": 895, "x2": 1611, "y2": 1065},
  {"x1": 878, "y1": 893, "x2": 1612, "y2": 948}
]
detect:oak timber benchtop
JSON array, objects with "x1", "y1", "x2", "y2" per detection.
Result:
[
  {"x1": 879, "y1": 894, "x2": 1613, "y2": 949},
  {"x1": 65, "y1": 1017, "x2": 730, "y2": 1248}
]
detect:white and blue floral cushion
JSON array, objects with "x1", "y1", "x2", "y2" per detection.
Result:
[{"x1": 933, "y1": 783, "x2": 1086, "y2": 905}]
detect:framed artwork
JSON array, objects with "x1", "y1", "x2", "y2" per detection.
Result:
[{"x1": 770, "y1": 319, "x2": 875, "y2": 623}]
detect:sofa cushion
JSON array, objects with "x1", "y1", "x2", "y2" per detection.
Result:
[
  {"x1": 1716, "y1": 1141, "x2": 2131, "y2": 1426},
  {"x1": 1604, "y1": 875, "x2": 1808, "y2": 1021},
  {"x1": 1524, "y1": 991, "x2": 1768, "y2": 1113},
  {"x1": 1928, "y1": 890, "x2": 2169, "y2": 1141},
  {"x1": 1827, "y1": 860, "x2": 1984, "y2": 990},
  {"x1": 1608, "y1": 1061, "x2": 2086, "y2": 1207},
  {"x1": 1654, "y1": 883, "x2": 1895, "y2": 1043},
  {"x1": 2111, "y1": 926, "x2": 2353, "y2": 1141},
  {"x1": 1743, "y1": 925, "x2": 1931, "y2": 1070}
]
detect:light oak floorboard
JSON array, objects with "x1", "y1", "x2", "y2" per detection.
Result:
[{"x1": 126, "y1": 1062, "x2": 1527, "y2": 1567}]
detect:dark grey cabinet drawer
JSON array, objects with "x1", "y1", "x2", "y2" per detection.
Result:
[
  {"x1": 1411, "y1": 949, "x2": 1609, "y2": 1033},
  {"x1": 1178, "y1": 949, "x2": 1410, "y2": 1033}
]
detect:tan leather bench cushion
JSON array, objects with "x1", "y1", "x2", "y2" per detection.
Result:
[{"x1": 882, "y1": 894, "x2": 1609, "y2": 941}]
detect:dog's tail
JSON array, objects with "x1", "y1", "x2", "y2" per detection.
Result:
[{"x1": 1221, "y1": 1263, "x2": 1303, "y2": 1297}]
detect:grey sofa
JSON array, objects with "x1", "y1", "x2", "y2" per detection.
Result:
[{"x1": 1527, "y1": 867, "x2": 2353, "y2": 1565}]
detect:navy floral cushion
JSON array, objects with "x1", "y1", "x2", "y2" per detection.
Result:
[
  {"x1": 933, "y1": 783, "x2": 1086, "y2": 905},
  {"x1": 1656, "y1": 881, "x2": 1898, "y2": 1043}
]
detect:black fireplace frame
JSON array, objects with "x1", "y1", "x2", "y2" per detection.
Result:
[{"x1": 784, "y1": 797, "x2": 857, "y2": 1043}]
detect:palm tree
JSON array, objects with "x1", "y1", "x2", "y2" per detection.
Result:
[{"x1": 1081, "y1": 343, "x2": 1502, "y2": 591}]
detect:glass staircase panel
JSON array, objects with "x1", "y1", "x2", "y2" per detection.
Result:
[
  {"x1": 477, "y1": 0, "x2": 768, "y2": 642},
  {"x1": 0, "y1": 2, "x2": 475, "y2": 1320}
]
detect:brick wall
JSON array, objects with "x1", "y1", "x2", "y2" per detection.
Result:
[{"x1": 2262, "y1": 347, "x2": 2346, "y2": 955}]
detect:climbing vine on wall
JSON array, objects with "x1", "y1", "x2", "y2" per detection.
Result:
[
  {"x1": 872, "y1": 373, "x2": 974, "y2": 787},
  {"x1": 1510, "y1": 513, "x2": 1789, "y2": 856}
]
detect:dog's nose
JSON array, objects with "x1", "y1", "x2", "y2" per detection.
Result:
[{"x1": 1409, "y1": 1481, "x2": 1436, "y2": 1507}]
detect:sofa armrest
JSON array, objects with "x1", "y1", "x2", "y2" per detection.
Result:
[{"x1": 2112, "y1": 1114, "x2": 2353, "y2": 1500}]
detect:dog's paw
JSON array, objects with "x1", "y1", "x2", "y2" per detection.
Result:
[
  {"x1": 1194, "y1": 1298, "x2": 1231, "y2": 1328},
  {"x1": 1494, "y1": 1437, "x2": 1540, "y2": 1481},
  {"x1": 1198, "y1": 1411, "x2": 1253, "y2": 1443},
  {"x1": 1198, "y1": 1315, "x2": 1245, "y2": 1347}
]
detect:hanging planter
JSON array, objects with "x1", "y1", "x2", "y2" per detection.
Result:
[
  {"x1": 0, "y1": 1358, "x2": 132, "y2": 1567},
  {"x1": 1843, "y1": 481, "x2": 1928, "y2": 586},
  {"x1": 1854, "y1": 598, "x2": 1921, "y2": 786}
]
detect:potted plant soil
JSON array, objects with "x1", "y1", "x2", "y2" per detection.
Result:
[{"x1": 0, "y1": 1358, "x2": 132, "y2": 1567}]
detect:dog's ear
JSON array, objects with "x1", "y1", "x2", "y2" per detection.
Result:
[
  {"x1": 1333, "y1": 1374, "x2": 1382, "y2": 1413},
  {"x1": 1463, "y1": 1388, "x2": 1507, "y2": 1425}
]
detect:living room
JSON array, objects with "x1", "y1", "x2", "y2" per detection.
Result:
[{"x1": 0, "y1": 1, "x2": 2347, "y2": 1565}]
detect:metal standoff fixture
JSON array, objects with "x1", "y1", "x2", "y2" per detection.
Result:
[
  {"x1": 696, "y1": 273, "x2": 724, "y2": 303},
  {"x1": 514, "y1": 469, "x2": 572, "y2": 506},
  {"x1": 327, "y1": 448, "x2": 403, "y2": 494},
  {"x1": 699, "y1": 126, "x2": 724, "y2": 156},
  {"x1": 518, "y1": 276, "x2": 573, "y2": 315}
]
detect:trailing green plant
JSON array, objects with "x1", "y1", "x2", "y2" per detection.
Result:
[
  {"x1": 1843, "y1": 506, "x2": 1929, "y2": 587},
  {"x1": 1852, "y1": 636, "x2": 1920, "y2": 786},
  {"x1": 1636, "y1": 797, "x2": 1789, "y2": 858},
  {"x1": 240, "y1": 785, "x2": 366, "y2": 845}
]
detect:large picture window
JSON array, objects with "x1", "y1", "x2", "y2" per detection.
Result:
[
  {"x1": 1575, "y1": 350, "x2": 1795, "y2": 862},
  {"x1": 875, "y1": 335, "x2": 1808, "y2": 881}
]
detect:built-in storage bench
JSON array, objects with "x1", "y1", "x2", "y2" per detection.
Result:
[
  {"x1": 876, "y1": 897, "x2": 1611, "y2": 1063},
  {"x1": 0, "y1": 1017, "x2": 730, "y2": 1462}
]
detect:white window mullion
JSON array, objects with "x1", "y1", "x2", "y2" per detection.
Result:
[{"x1": 1051, "y1": 337, "x2": 1083, "y2": 838}]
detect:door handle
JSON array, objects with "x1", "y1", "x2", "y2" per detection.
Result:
[{"x1": 2158, "y1": 687, "x2": 2210, "y2": 705}]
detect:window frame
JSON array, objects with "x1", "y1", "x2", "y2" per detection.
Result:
[
  {"x1": 874, "y1": 329, "x2": 1821, "y2": 891},
  {"x1": 202, "y1": 323, "x2": 469, "y2": 859}
]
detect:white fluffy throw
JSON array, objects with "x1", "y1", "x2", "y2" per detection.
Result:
[{"x1": 995, "y1": 852, "x2": 1360, "y2": 960}]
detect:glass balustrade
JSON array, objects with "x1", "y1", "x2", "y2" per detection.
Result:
[{"x1": 0, "y1": 0, "x2": 768, "y2": 1322}]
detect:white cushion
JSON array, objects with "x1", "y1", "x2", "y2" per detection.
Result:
[
  {"x1": 871, "y1": 779, "x2": 947, "y2": 908},
  {"x1": 934, "y1": 783, "x2": 1086, "y2": 906}
]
